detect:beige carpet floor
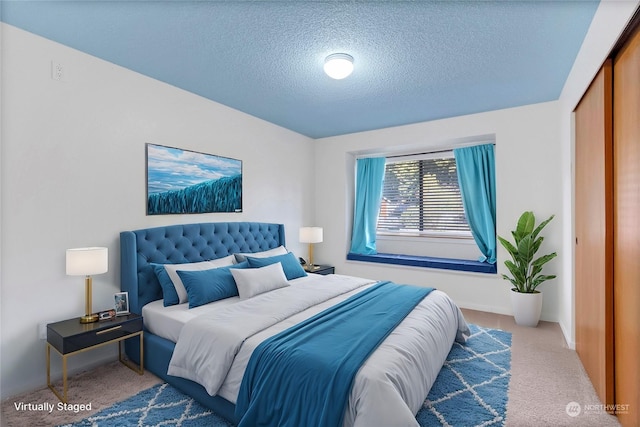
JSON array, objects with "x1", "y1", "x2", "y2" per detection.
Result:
[
  {"x1": 463, "y1": 309, "x2": 620, "y2": 427},
  {"x1": 1, "y1": 309, "x2": 621, "y2": 427}
]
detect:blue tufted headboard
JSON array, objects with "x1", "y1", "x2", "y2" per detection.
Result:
[{"x1": 120, "y1": 222, "x2": 285, "y2": 314}]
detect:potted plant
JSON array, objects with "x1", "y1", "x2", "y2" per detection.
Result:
[{"x1": 498, "y1": 211, "x2": 557, "y2": 327}]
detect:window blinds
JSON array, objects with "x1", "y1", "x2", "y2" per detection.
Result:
[{"x1": 377, "y1": 155, "x2": 471, "y2": 235}]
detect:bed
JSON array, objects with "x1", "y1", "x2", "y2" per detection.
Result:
[{"x1": 121, "y1": 221, "x2": 469, "y2": 427}]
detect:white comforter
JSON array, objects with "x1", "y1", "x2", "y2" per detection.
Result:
[{"x1": 168, "y1": 274, "x2": 469, "y2": 427}]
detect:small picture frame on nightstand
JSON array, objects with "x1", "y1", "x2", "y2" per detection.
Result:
[{"x1": 114, "y1": 292, "x2": 129, "y2": 316}]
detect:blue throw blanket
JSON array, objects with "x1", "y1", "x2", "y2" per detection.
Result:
[{"x1": 235, "y1": 281, "x2": 434, "y2": 427}]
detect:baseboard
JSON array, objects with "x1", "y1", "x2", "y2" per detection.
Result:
[
  {"x1": 457, "y1": 302, "x2": 511, "y2": 316},
  {"x1": 457, "y1": 302, "x2": 559, "y2": 324},
  {"x1": 559, "y1": 319, "x2": 575, "y2": 349}
]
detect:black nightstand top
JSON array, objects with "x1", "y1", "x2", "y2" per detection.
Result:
[
  {"x1": 48, "y1": 313, "x2": 141, "y2": 338},
  {"x1": 304, "y1": 264, "x2": 335, "y2": 275},
  {"x1": 47, "y1": 313, "x2": 143, "y2": 355}
]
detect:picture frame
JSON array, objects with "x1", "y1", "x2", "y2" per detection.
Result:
[
  {"x1": 146, "y1": 143, "x2": 243, "y2": 215},
  {"x1": 114, "y1": 292, "x2": 130, "y2": 316}
]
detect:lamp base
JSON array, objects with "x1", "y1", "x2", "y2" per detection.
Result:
[{"x1": 79, "y1": 314, "x2": 98, "y2": 324}]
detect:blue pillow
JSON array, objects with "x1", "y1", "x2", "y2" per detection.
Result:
[
  {"x1": 151, "y1": 263, "x2": 180, "y2": 307},
  {"x1": 246, "y1": 252, "x2": 307, "y2": 280},
  {"x1": 177, "y1": 262, "x2": 249, "y2": 309}
]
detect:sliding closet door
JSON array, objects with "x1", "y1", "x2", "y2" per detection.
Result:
[
  {"x1": 574, "y1": 60, "x2": 614, "y2": 408},
  {"x1": 613, "y1": 25, "x2": 640, "y2": 427}
]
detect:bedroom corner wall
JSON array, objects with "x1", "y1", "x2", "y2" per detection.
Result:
[
  {"x1": 313, "y1": 101, "x2": 563, "y2": 322},
  {"x1": 557, "y1": 0, "x2": 640, "y2": 349},
  {"x1": 0, "y1": 24, "x2": 314, "y2": 400}
]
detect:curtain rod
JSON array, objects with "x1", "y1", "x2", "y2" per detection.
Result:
[
  {"x1": 384, "y1": 142, "x2": 495, "y2": 159},
  {"x1": 385, "y1": 148, "x2": 452, "y2": 159}
]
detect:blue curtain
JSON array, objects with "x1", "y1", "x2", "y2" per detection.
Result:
[
  {"x1": 350, "y1": 157, "x2": 386, "y2": 255},
  {"x1": 454, "y1": 144, "x2": 497, "y2": 264}
]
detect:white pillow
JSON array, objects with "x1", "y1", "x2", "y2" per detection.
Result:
[
  {"x1": 165, "y1": 255, "x2": 236, "y2": 304},
  {"x1": 231, "y1": 262, "x2": 290, "y2": 299},
  {"x1": 233, "y1": 245, "x2": 288, "y2": 263}
]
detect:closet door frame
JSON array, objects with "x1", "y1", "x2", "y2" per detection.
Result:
[
  {"x1": 574, "y1": 59, "x2": 614, "y2": 409},
  {"x1": 613, "y1": 23, "x2": 640, "y2": 427}
]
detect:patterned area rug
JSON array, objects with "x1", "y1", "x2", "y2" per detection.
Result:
[
  {"x1": 419, "y1": 324, "x2": 512, "y2": 426},
  {"x1": 61, "y1": 324, "x2": 511, "y2": 427}
]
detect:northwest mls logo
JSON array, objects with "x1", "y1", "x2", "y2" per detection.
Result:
[{"x1": 566, "y1": 401, "x2": 582, "y2": 417}]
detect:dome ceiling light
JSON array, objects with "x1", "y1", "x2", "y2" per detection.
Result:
[{"x1": 323, "y1": 53, "x2": 354, "y2": 80}]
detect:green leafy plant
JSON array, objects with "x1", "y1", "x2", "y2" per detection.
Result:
[{"x1": 498, "y1": 211, "x2": 557, "y2": 293}]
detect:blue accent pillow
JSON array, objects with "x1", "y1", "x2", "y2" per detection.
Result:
[
  {"x1": 151, "y1": 263, "x2": 180, "y2": 306},
  {"x1": 177, "y1": 261, "x2": 249, "y2": 309},
  {"x1": 246, "y1": 252, "x2": 307, "y2": 280}
]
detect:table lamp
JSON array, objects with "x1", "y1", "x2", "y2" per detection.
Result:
[
  {"x1": 66, "y1": 247, "x2": 108, "y2": 323},
  {"x1": 299, "y1": 227, "x2": 323, "y2": 270}
]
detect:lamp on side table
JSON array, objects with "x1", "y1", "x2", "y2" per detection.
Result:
[
  {"x1": 66, "y1": 247, "x2": 108, "y2": 323},
  {"x1": 299, "y1": 227, "x2": 323, "y2": 271}
]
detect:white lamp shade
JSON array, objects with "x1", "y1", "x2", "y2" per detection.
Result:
[
  {"x1": 66, "y1": 247, "x2": 108, "y2": 276},
  {"x1": 299, "y1": 227, "x2": 323, "y2": 244},
  {"x1": 324, "y1": 53, "x2": 354, "y2": 80}
]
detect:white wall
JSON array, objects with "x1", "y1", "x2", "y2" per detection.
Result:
[
  {"x1": 314, "y1": 101, "x2": 563, "y2": 322},
  {"x1": 0, "y1": 24, "x2": 314, "y2": 399},
  {"x1": 557, "y1": 0, "x2": 640, "y2": 348}
]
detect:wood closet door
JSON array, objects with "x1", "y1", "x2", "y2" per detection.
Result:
[
  {"x1": 613, "y1": 25, "x2": 640, "y2": 427},
  {"x1": 574, "y1": 60, "x2": 614, "y2": 408}
]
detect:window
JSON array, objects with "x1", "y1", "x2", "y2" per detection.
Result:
[{"x1": 377, "y1": 152, "x2": 472, "y2": 237}]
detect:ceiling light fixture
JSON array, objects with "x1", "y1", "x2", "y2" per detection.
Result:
[{"x1": 324, "y1": 53, "x2": 354, "y2": 80}]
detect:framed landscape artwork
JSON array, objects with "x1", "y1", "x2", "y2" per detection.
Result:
[{"x1": 146, "y1": 143, "x2": 243, "y2": 215}]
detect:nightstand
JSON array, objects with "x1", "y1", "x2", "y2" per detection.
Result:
[
  {"x1": 304, "y1": 264, "x2": 335, "y2": 275},
  {"x1": 46, "y1": 313, "x2": 144, "y2": 403}
]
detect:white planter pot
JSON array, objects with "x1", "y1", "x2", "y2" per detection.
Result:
[{"x1": 510, "y1": 289, "x2": 543, "y2": 327}]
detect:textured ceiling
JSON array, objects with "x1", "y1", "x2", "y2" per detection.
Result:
[{"x1": 1, "y1": 1, "x2": 599, "y2": 138}]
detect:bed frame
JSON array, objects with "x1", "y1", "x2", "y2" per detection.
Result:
[{"x1": 120, "y1": 221, "x2": 285, "y2": 422}]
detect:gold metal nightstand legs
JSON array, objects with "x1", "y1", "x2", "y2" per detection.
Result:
[
  {"x1": 46, "y1": 331, "x2": 144, "y2": 403},
  {"x1": 118, "y1": 338, "x2": 144, "y2": 375},
  {"x1": 46, "y1": 343, "x2": 68, "y2": 403}
]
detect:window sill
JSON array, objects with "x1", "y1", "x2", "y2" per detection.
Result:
[{"x1": 346, "y1": 252, "x2": 497, "y2": 274}]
